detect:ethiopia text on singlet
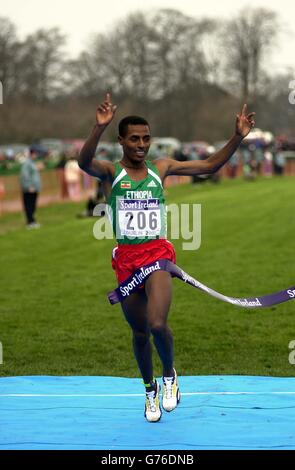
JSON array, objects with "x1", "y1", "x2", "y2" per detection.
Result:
[{"x1": 107, "y1": 161, "x2": 167, "y2": 244}]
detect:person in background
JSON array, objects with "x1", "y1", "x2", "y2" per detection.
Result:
[
  {"x1": 273, "y1": 146, "x2": 286, "y2": 175},
  {"x1": 56, "y1": 152, "x2": 69, "y2": 199},
  {"x1": 77, "y1": 179, "x2": 105, "y2": 218},
  {"x1": 254, "y1": 145, "x2": 264, "y2": 175},
  {"x1": 20, "y1": 149, "x2": 41, "y2": 229},
  {"x1": 263, "y1": 145, "x2": 273, "y2": 177},
  {"x1": 64, "y1": 153, "x2": 82, "y2": 201},
  {"x1": 243, "y1": 149, "x2": 257, "y2": 180},
  {"x1": 227, "y1": 152, "x2": 239, "y2": 178}
]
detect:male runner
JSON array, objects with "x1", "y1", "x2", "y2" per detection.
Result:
[{"x1": 78, "y1": 93, "x2": 255, "y2": 422}]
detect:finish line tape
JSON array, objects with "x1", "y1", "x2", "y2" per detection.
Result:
[{"x1": 108, "y1": 259, "x2": 295, "y2": 308}]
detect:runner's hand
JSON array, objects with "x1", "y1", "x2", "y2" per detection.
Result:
[
  {"x1": 235, "y1": 104, "x2": 255, "y2": 138},
  {"x1": 96, "y1": 93, "x2": 117, "y2": 127}
]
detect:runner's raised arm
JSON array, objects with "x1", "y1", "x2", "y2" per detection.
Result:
[
  {"x1": 157, "y1": 104, "x2": 255, "y2": 179},
  {"x1": 78, "y1": 93, "x2": 117, "y2": 180}
]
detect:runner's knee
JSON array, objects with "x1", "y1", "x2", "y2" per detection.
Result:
[
  {"x1": 133, "y1": 330, "x2": 150, "y2": 345},
  {"x1": 149, "y1": 321, "x2": 168, "y2": 336}
]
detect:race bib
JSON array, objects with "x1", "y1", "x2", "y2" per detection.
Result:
[{"x1": 117, "y1": 198, "x2": 162, "y2": 238}]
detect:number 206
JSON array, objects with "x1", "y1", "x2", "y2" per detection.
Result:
[{"x1": 126, "y1": 211, "x2": 158, "y2": 230}]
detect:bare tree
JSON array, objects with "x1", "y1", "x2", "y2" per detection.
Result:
[
  {"x1": 1, "y1": 8, "x2": 292, "y2": 143},
  {"x1": 18, "y1": 28, "x2": 67, "y2": 102},
  {"x1": 69, "y1": 12, "x2": 157, "y2": 101},
  {"x1": 0, "y1": 17, "x2": 21, "y2": 98},
  {"x1": 148, "y1": 9, "x2": 211, "y2": 98},
  {"x1": 222, "y1": 8, "x2": 279, "y2": 102},
  {"x1": 67, "y1": 45, "x2": 107, "y2": 98}
]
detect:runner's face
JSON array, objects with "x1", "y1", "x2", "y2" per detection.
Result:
[{"x1": 119, "y1": 125, "x2": 151, "y2": 163}]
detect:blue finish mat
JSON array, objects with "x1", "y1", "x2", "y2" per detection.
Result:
[{"x1": 1, "y1": 375, "x2": 295, "y2": 450}]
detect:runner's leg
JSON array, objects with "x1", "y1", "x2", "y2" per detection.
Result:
[
  {"x1": 145, "y1": 271, "x2": 174, "y2": 377},
  {"x1": 121, "y1": 289, "x2": 153, "y2": 384}
]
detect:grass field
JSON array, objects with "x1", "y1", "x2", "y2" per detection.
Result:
[{"x1": 1, "y1": 176, "x2": 295, "y2": 378}]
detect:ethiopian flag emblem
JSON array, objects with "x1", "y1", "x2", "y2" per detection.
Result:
[{"x1": 120, "y1": 181, "x2": 131, "y2": 189}]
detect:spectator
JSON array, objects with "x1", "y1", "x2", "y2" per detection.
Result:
[
  {"x1": 254, "y1": 146, "x2": 264, "y2": 175},
  {"x1": 273, "y1": 147, "x2": 286, "y2": 175},
  {"x1": 56, "y1": 152, "x2": 69, "y2": 199},
  {"x1": 20, "y1": 149, "x2": 41, "y2": 229},
  {"x1": 241, "y1": 147, "x2": 251, "y2": 166},
  {"x1": 77, "y1": 179, "x2": 105, "y2": 218},
  {"x1": 227, "y1": 152, "x2": 239, "y2": 178},
  {"x1": 263, "y1": 146, "x2": 273, "y2": 177},
  {"x1": 243, "y1": 152, "x2": 257, "y2": 180},
  {"x1": 64, "y1": 154, "x2": 82, "y2": 201}
]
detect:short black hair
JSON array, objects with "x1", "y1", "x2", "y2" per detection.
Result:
[{"x1": 118, "y1": 115, "x2": 150, "y2": 137}]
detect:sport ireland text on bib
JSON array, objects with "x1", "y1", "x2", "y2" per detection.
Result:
[{"x1": 117, "y1": 197, "x2": 162, "y2": 238}]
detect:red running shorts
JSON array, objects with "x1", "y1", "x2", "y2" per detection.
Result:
[{"x1": 111, "y1": 239, "x2": 176, "y2": 284}]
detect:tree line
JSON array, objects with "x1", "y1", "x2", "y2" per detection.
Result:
[{"x1": 0, "y1": 7, "x2": 294, "y2": 144}]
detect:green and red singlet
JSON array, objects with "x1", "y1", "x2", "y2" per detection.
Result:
[{"x1": 108, "y1": 161, "x2": 167, "y2": 244}]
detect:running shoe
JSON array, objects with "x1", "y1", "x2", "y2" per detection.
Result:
[
  {"x1": 26, "y1": 222, "x2": 41, "y2": 230},
  {"x1": 162, "y1": 368, "x2": 180, "y2": 412},
  {"x1": 144, "y1": 380, "x2": 162, "y2": 423}
]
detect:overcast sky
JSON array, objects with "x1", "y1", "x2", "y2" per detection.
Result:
[{"x1": 2, "y1": 0, "x2": 295, "y2": 72}]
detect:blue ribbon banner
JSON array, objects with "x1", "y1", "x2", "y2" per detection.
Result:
[{"x1": 108, "y1": 259, "x2": 295, "y2": 308}]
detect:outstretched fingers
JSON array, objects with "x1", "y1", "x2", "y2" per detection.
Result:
[
  {"x1": 98, "y1": 104, "x2": 108, "y2": 113},
  {"x1": 239, "y1": 104, "x2": 255, "y2": 127},
  {"x1": 104, "y1": 92, "x2": 117, "y2": 113},
  {"x1": 241, "y1": 103, "x2": 247, "y2": 116},
  {"x1": 97, "y1": 92, "x2": 117, "y2": 112},
  {"x1": 247, "y1": 111, "x2": 256, "y2": 127}
]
